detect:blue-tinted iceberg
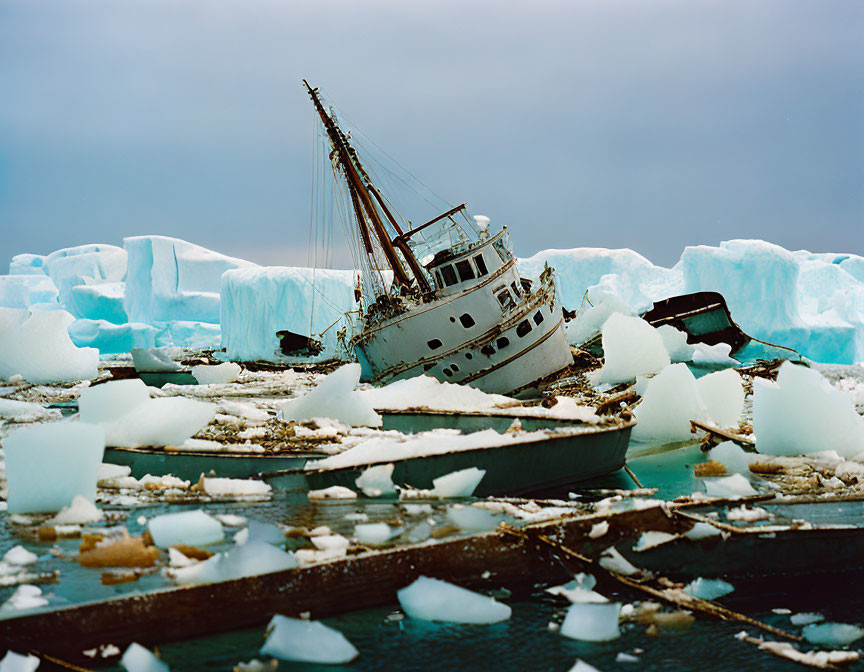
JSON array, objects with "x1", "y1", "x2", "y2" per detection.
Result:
[{"x1": 260, "y1": 615, "x2": 358, "y2": 664}]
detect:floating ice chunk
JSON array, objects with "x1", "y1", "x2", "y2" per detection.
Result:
[
  {"x1": 566, "y1": 290, "x2": 637, "y2": 346},
  {"x1": 632, "y1": 531, "x2": 678, "y2": 552},
  {"x1": 216, "y1": 514, "x2": 248, "y2": 528},
  {"x1": 120, "y1": 642, "x2": 170, "y2": 672},
  {"x1": 173, "y1": 541, "x2": 297, "y2": 586},
  {"x1": 398, "y1": 576, "x2": 511, "y2": 624},
  {"x1": 354, "y1": 523, "x2": 392, "y2": 546},
  {"x1": 4, "y1": 422, "x2": 105, "y2": 513},
  {"x1": 430, "y1": 468, "x2": 485, "y2": 498},
  {"x1": 546, "y1": 577, "x2": 608, "y2": 604},
  {"x1": 567, "y1": 660, "x2": 602, "y2": 672},
  {"x1": 49, "y1": 495, "x2": 102, "y2": 525},
  {"x1": 260, "y1": 614, "x2": 358, "y2": 664},
  {"x1": 280, "y1": 364, "x2": 381, "y2": 427},
  {"x1": 657, "y1": 325, "x2": 695, "y2": 362},
  {"x1": 593, "y1": 314, "x2": 670, "y2": 385},
  {"x1": 241, "y1": 520, "x2": 286, "y2": 546},
  {"x1": 683, "y1": 578, "x2": 734, "y2": 600},
  {"x1": 0, "y1": 308, "x2": 98, "y2": 383},
  {"x1": 0, "y1": 650, "x2": 40, "y2": 672},
  {"x1": 683, "y1": 522, "x2": 722, "y2": 540},
  {"x1": 310, "y1": 534, "x2": 349, "y2": 552},
  {"x1": 560, "y1": 602, "x2": 621, "y2": 641},
  {"x1": 446, "y1": 505, "x2": 502, "y2": 531},
  {"x1": 79, "y1": 379, "x2": 151, "y2": 425},
  {"x1": 598, "y1": 547, "x2": 639, "y2": 576},
  {"x1": 803, "y1": 623, "x2": 864, "y2": 647},
  {"x1": 192, "y1": 363, "x2": 242, "y2": 385},
  {"x1": 726, "y1": 505, "x2": 770, "y2": 522},
  {"x1": 168, "y1": 547, "x2": 197, "y2": 569},
  {"x1": 791, "y1": 612, "x2": 825, "y2": 625},
  {"x1": 0, "y1": 398, "x2": 55, "y2": 422},
  {"x1": 632, "y1": 363, "x2": 707, "y2": 443},
  {"x1": 3, "y1": 546, "x2": 38, "y2": 566},
  {"x1": 148, "y1": 510, "x2": 224, "y2": 549},
  {"x1": 696, "y1": 369, "x2": 745, "y2": 428},
  {"x1": 100, "y1": 397, "x2": 216, "y2": 448},
  {"x1": 707, "y1": 441, "x2": 757, "y2": 475},
  {"x1": 753, "y1": 362, "x2": 864, "y2": 458},
  {"x1": 355, "y1": 463, "x2": 396, "y2": 497},
  {"x1": 589, "y1": 521, "x2": 609, "y2": 538},
  {"x1": 1, "y1": 585, "x2": 48, "y2": 612},
  {"x1": 702, "y1": 474, "x2": 757, "y2": 498},
  {"x1": 308, "y1": 486, "x2": 357, "y2": 500},
  {"x1": 131, "y1": 347, "x2": 183, "y2": 372},
  {"x1": 201, "y1": 478, "x2": 271, "y2": 498},
  {"x1": 97, "y1": 463, "x2": 132, "y2": 482}
]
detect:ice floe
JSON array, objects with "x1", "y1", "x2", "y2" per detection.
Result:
[
  {"x1": 683, "y1": 577, "x2": 734, "y2": 600},
  {"x1": 560, "y1": 602, "x2": 621, "y2": 641},
  {"x1": 398, "y1": 576, "x2": 511, "y2": 623},
  {"x1": 172, "y1": 541, "x2": 297, "y2": 586},
  {"x1": 355, "y1": 463, "x2": 396, "y2": 497},
  {"x1": 260, "y1": 614, "x2": 358, "y2": 664},
  {"x1": 148, "y1": 510, "x2": 224, "y2": 548}
]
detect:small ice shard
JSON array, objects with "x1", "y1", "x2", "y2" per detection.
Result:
[
  {"x1": 310, "y1": 534, "x2": 349, "y2": 551},
  {"x1": 773, "y1": 608, "x2": 792, "y2": 614},
  {"x1": 546, "y1": 577, "x2": 608, "y2": 604},
  {"x1": 0, "y1": 651, "x2": 40, "y2": 672},
  {"x1": 4, "y1": 422, "x2": 105, "y2": 514},
  {"x1": 632, "y1": 363, "x2": 707, "y2": 443},
  {"x1": 753, "y1": 362, "x2": 864, "y2": 459},
  {"x1": 148, "y1": 510, "x2": 224, "y2": 549},
  {"x1": 260, "y1": 614, "x2": 358, "y2": 664},
  {"x1": 49, "y1": 495, "x2": 102, "y2": 525},
  {"x1": 683, "y1": 522, "x2": 721, "y2": 540},
  {"x1": 696, "y1": 369, "x2": 745, "y2": 428},
  {"x1": 131, "y1": 347, "x2": 183, "y2": 372},
  {"x1": 567, "y1": 660, "x2": 602, "y2": 672},
  {"x1": 707, "y1": 441, "x2": 757, "y2": 475},
  {"x1": 233, "y1": 660, "x2": 277, "y2": 672},
  {"x1": 354, "y1": 523, "x2": 392, "y2": 546},
  {"x1": 173, "y1": 541, "x2": 297, "y2": 586},
  {"x1": 726, "y1": 505, "x2": 770, "y2": 522},
  {"x1": 78, "y1": 378, "x2": 150, "y2": 424},
  {"x1": 683, "y1": 577, "x2": 734, "y2": 600},
  {"x1": 1, "y1": 585, "x2": 48, "y2": 612},
  {"x1": 593, "y1": 314, "x2": 670, "y2": 385},
  {"x1": 588, "y1": 521, "x2": 609, "y2": 539},
  {"x1": 616, "y1": 653, "x2": 639, "y2": 663},
  {"x1": 280, "y1": 364, "x2": 382, "y2": 428},
  {"x1": 397, "y1": 576, "x2": 511, "y2": 624},
  {"x1": 3, "y1": 546, "x2": 38, "y2": 566},
  {"x1": 560, "y1": 602, "x2": 621, "y2": 641},
  {"x1": 791, "y1": 612, "x2": 825, "y2": 625},
  {"x1": 632, "y1": 531, "x2": 678, "y2": 552},
  {"x1": 446, "y1": 505, "x2": 502, "y2": 531},
  {"x1": 430, "y1": 468, "x2": 485, "y2": 498},
  {"x1": 120, "y1": 642, "x2": 170, "y2": 672},
  {"x1": 308, "y1": 486, "x2": 357, "y2": 500},
  {"x1": 0, "y1": 307, "x2": 98, "y2": 383},
  {"x1": 355, "y1": 463, "x2": 396, "y2": 497},
  {"x1": 656, "y1": 324, "x2": 695, "y2": 363},
  {"x1": 598, "y1": 546, "x2": 639, "y2": 576},
  {"x1": 201, "y1": 478, "x2": 271, "y2": 498},
  {"x1": 100, "y1": 397, "x2": 216, "y2": 449},
  {"x1": 192, "y1": 362, "x2": 242, "y2": 385},
  {"x1": 703, "y1": 473, "x2": 757, "y2": 498},
  {"x1": 803, "y1": 622, "x2": 864, "y2": 647}
]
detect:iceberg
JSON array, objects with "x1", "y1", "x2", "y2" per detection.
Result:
[
  {"x1": 632, "y1": 364, "x2": 707, "y2": 443},
  {"x1": 695, "y1": 369, "x2": 745, "y2": 428},
  {"x1": 753, "y1": 362, "x2": 864, "y2": 458},
  {"x1": 220, "y1": 266, "x2": 356, "y2": 362},
  {"x1": 564, "y1": 289, "x2": 637, "y2": 346},
  {"x1": 4, "y1": 422, "x2": 105, "y2": 513},
  {"x1": 280, "y1": 364, "x2": 382, "y2": 427},
  {"x1": 656, "y1": 324, "x2": 695, "y2": 362},
  {"x1": 593, "y1": 313, "x2": 670, "y2": 385},
  {"x1": 397, "y1": 576, "x2": 511, "y2": 623},
  {"x1": 124, "y1": 235, "x2": 256, "y2": 325},
  {"x1": 68, "y1": 281, "x2": 127, "y2": 323},
  {"x1": 148, "y1": 510, "x2": 224, "y2": 549},
  {"x1": 260, "y1": 615, "x2": 358, "y2": 664},
  {"x1": 560, "y1": 602, "x2": 621, "y2": 641},
  {"x1": 120, "y1": 643, "x2": 170, "y2": 672},
  {"x1": 0, "y1": 274, "x2": 59, "y2": 309},
  {"x1": 79, "y1": 378, "x2": 152, "y2": 424},
  {"x1": 43, "y1": 244, "x2": 126, "y2": 309},
  {"x1": 9, "y1": 253, "x2": 48, "y2": 276},
  {"x1": 68, "y1": 319, "x2": 158, "y2": 353},
  {"x1": 0, "y1": 308, "x2": 98, "y2": 383}
]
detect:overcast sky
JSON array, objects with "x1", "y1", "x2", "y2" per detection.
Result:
[{"x1": 1, "y1": 0, "x2": 862, "y2": 271}]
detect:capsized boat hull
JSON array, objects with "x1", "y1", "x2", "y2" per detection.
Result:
[{"x1": 267, "y1": 420, "x2": 635, "y2": 497}]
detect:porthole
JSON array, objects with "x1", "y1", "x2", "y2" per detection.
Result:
[
  {"x1": 459, "y1": 313, "x2": 476, "y2": 328},
  {"x1": 465, "y1": 353, "x2": 473, "y2": 360},
  {"x1": 423, "y1": 362, "x2": 435, "y2": 371},
  {"x1": 443, "y1": 368, "x2": 453, "y2": 377},
  {"x1": 427, "y1": 338, "x2": 443, "y2": 350},
  {"x1": 533, "y1": 311, "x2": 544, "y2": 325},
  {"x1": 516, "y1": 320, "x2": 531, "y2": 338},
  {"x1": 451, "y1": 363, "x2": 460, "y2": 373},
  {"x1": 480, "y1": 345, "x2": 495, "y2": 356},
  {"x1": 496, "y1": 336, "x2": 510, "y2": 349}
]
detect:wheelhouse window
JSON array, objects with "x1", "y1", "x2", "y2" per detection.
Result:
[
  {"x1": 493, "y1": 237, "x2": 510, "y2": 263},
  {"x1": 455, "y1": 260, "x2": 475, "y2": 282},
  {"x1": 496, "y1": 289, "x2": 515, "y2": 310},
  {"x1": 434, "y1": 270, "x2": 443, "y2": 288},
  {"x1": 510, "y1": 281, "x2": 521, "y2": 298},
  {"x1": 459, "y1": 313, "x2": 476, "y2": 328},
  {"x1": 441, "y1": 265, "x2": 458, "y2": 286},
  {"x1": 516, "y1": 320, "x2": 532, "y2": 338},
  {"x1": 474, "y1": 254, "x2": 488, "y2": 276}
]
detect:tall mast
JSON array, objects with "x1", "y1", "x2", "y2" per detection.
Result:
[{"x1": 304, "y1": 80, "x2": 430, "y2": 292}]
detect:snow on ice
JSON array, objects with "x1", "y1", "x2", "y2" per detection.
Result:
[
  {"x1": 260, "y1": 615, "x2": 358, "y2": 664},
  {"x1": 397, "y1": 576, "x2": 511, "y2": 624},
  {"x1": 4, "y1": 422, "x2": 105, "y2": 514}
]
